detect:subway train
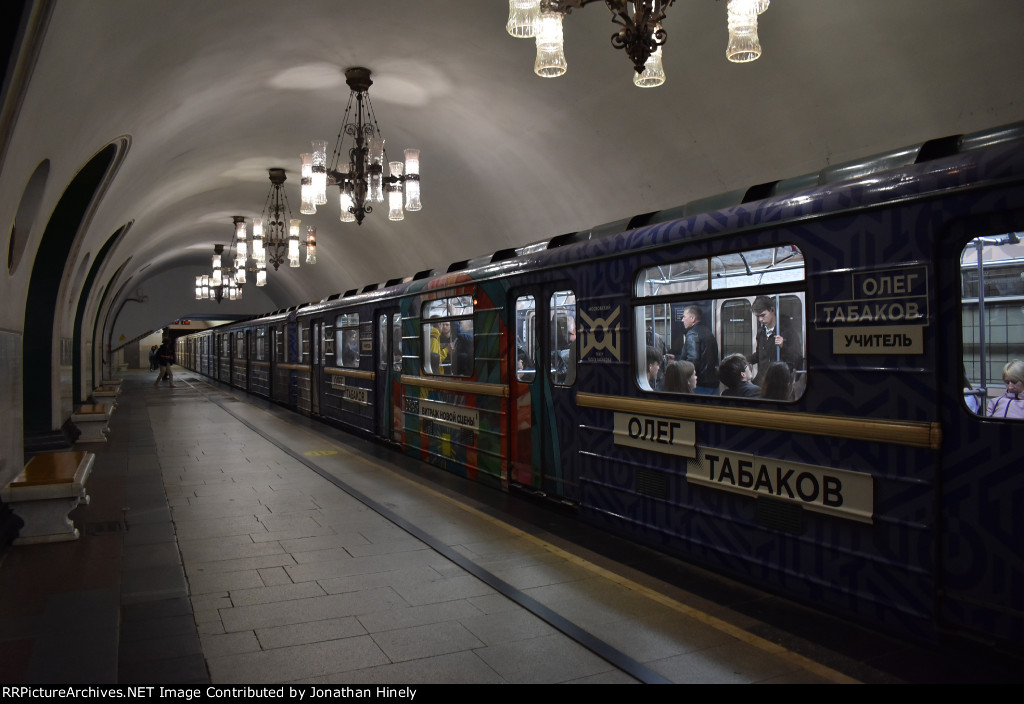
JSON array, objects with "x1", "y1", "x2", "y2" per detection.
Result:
[{"x1": 177, "y1": 122, "x2": 1024, "y2": 650}]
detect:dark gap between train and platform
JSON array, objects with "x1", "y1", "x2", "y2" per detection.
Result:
[{"x1": 192, "y1": 380, "x2": 672, "y2": 685}]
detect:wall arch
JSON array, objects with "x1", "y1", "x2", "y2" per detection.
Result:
[
  {"x1": 22, "y1": 138, "x2": 128, "y2": 443},
  {"x1": 7, "y1": 159, "x2": 50, "y2": 274}
]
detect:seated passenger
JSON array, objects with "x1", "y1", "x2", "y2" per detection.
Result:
[
  {"x1": 663, "y1": 360, "x2": 696, "y2": 393},
  {"x1": 645, "y1": 346, "x2": 662, "y2": 390},
  {"x1": 987, "y1": 359, "x2": 1024, "y2": 419},
  {"x1": 718, "y1": 353, "x2": 759, "y2": 398},
  {"x1": 759, "y1": 361, "x2": 794, "y2": 400}
]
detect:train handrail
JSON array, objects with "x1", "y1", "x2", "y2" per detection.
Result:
[
  {"x1": 324, "y1": 367, "x2": 375, "y2": 381},
  {"x1": 401, "y1": 375, "x2": 509, "y2": 398},
  {"x1": 576, "y1": 393, "x2": 941, "y2": 450},
  {"x1": 275, "y1": 363, "x2": 309, "y2": 371}
]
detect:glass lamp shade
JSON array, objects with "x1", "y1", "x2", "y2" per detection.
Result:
[
  {"x1": 311, "y1": 140, "x2": 328, "y2": 205},
  {"x1": 252, "y1": 217, "x2": 263, "y2": 239},
  {"x1": 388, "y1": 161, "x2": 405, "y2": 221},
  {"x1": 403, "y1": 148, "x2": 421, "y2": 211},
  {"x1": 405, "y1": 179, "x2": 421, "y2": 212},
  {"x1": 288, "y1": 219, "x2": 301, "y2": 267},
  {"x1": 300, "y1": 153, "x2": 316, "y2": 214},
  {"x1": 339, "y1": 188, "x2": 356, "y2": 223},
  {"x1": 368, "y1": 136, "x2": 385, "y2": 203},
  {"x1": 195, "y1": 275, "x2": 203, "y2": 300},
  {"x1": 253, "y1": 237, "x2": 265, "y2": 266},
  {"x1": 235, "y1": 266, "x2": 246, "y2": 285},
  {"x1": 388, "y1": 188, "x2": 404, "y2": 221},
  {"x1": 535, "y1": 11, "x2": 567, "y2": 78},
  {"x1": 726, "y1": 1, "x2": 762, "y2": 62},
  {"x1": 507, "y1": 0, "x2": 539, "y2": 38},
  {"x1": 256, "y1": 268, "x2": 267, "y2": 287},
  {"x1": 634, "y1": 44, "x2": 666, "y2": 88},
  {"x1": 305, "y1": 226, "x2": 317, "y2": 264},
  {"x1": 235, "y1": 218, "x2": 246, "y2": 241}
]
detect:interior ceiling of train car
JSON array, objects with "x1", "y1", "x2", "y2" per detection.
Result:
[{"x1": 6, "y1": 1, "x2": 1024, "y2": 327}]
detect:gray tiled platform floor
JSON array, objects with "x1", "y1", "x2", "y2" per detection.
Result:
[
  {"x1": 9, "y1": 369, "x2": 972, "y2": 684},
  {"x1": 142, "y1": 373, "x2": 855, "y2": 685}
]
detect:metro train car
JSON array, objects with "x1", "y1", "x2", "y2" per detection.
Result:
[{"x1": 178, "y1": 122, "x2": 1024, "y2": 650}]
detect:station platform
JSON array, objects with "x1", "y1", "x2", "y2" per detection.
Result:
[{"x1": 0, "y1": 370, "x2": 1019, "y2": 684}]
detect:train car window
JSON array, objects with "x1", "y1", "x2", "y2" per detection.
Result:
[
  {"x1": 515, "y1": 295, "x2": 537, "y2": 382},
  {"x1": 236, "y1": 333, "x2": 246, "y2": 360},
  {"x1": 421, "y1": 295, "x2": 474, "y2": 376},
  {"x1": 255, "y1": 327, "x2": 266, "y2": 361},
  {"x1": 335, "y1": 313, "x2": 359, "y2": 368},
  {"x1": 550, "y1": 291, "x2": 576, "y2": 386},
  {"x1": 720, "y1": 299, "x2": 754, "y2": 358},
  {"x1": 392, "y1": 314, "x2": 402, "y2": 372},
  {"x1": 378, "y1": 314, "x2": 388, "y2": 371},
  {"x1": 636, "y1": 246, "x2": 805, "y2": 400},
  {"x1": 636, "y1": 261, "x2": 709, "y2": 297},
  {"x1": 299, "y1": 325, "x2": 310, "y2": 364},
  {"x1": 961, "y1": 234, "x2": 1024, "y2": 418}
]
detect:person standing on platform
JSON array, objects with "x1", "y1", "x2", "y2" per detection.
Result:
[{"x1": 154, "y1": 339, "x2": 176, "y2": 388}]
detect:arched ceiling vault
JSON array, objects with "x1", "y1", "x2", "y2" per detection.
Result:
[{"x1": 4, "y1": 1, "x2": 1024, "y2": 331}]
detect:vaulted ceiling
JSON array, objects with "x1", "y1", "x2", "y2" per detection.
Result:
[{"x1": 4, "y1": 1, "x2": 1024, "y2": 337}]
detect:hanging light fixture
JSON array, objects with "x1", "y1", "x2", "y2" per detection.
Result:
[
  {"x1": 506, "y1": 1, "x2": 769, "y2": 86},
  {"x1": 242, "y1": 168, "x2": 312, "y2": 282},
  {"x1": 302, "y1": 67, "x2": 421, "y2": 225},
  {"x1": 726, "y1": 0, "x2": 770, "y2": 63},
  {"x1": 195, "y1": 244, "x2": 243, "y2": 303}
]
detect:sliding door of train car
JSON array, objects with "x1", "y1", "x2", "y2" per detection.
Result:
[
  {"x1": 508, "y1": 286, "x2": 580, "y2": 502},
  {"x1": 271, "y1": 319, "x2": 297, "y2": 409},
  {"x1": 374, "y1": 308, "x2": 402, "y2": 443},
  {"x1": 936, "y1": 226, "x2": 1024, "y2": 644},
  {"x1": 310, "y1": 318, "x2": 323, "y2": 417},
  {"x1": 232, "y1": 328, "x2": 249, "y2": 390}
]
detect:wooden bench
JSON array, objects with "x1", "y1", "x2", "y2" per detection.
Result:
[
  {"x1": 1, "y1": 451, "x2": 94, "y2": 544},
  {"x1": 72, "y1": 403, "x2": 112, "y2": 443}
]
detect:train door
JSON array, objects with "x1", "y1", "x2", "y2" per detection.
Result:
[
  {"x1": 937, "y1": 230, "x2": 1024, "y2": 643},
  {"x1": 508, "y1": 286, "x2": 579, "y2": 502},
  {"x1": 374, "y1": 308, "x2": 402, "y2": 443},
  {"x1": 311, "y1": 318, "x2": 322, "y2": 417}
]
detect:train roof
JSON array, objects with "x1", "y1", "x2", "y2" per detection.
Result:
[{"x1": 216, "y1": 121, "x2": 1024, "y2": 321}]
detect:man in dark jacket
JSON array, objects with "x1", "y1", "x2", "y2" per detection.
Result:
[
  {"x1": 154, "y1": 340, "x2": 176, "y2": 388},
  {"x1": 680, "y1": 305, "x2": 720, "y2": 395}
]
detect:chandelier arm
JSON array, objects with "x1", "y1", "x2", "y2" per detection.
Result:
[{"x1": 541, "y1": 0, "x2": 676, "y2": 76}]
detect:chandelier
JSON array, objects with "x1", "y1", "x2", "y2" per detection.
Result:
[
  {"x1": 506, "y1": 0, "x2": 770, "y2": 87},
  {"x1": 195, "y1": 244, "x2": 242, "y2": 303},
  {"x1": 301, "y1": 67, "x2": 420, "y2": 225},
  {"x1": 240, "y1": 169, "x2": 316, "y2": 287}
]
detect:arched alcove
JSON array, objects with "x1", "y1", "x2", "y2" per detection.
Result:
[
  {"x1": 22, "y1": 141, "x2": 123, "y2": 445},
  {"x1": 7, "y1": 159, "x2": 50, "y2": 274},
  {"x1": 73, "y1": 222, "x2": 132, "y2": 403}
]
